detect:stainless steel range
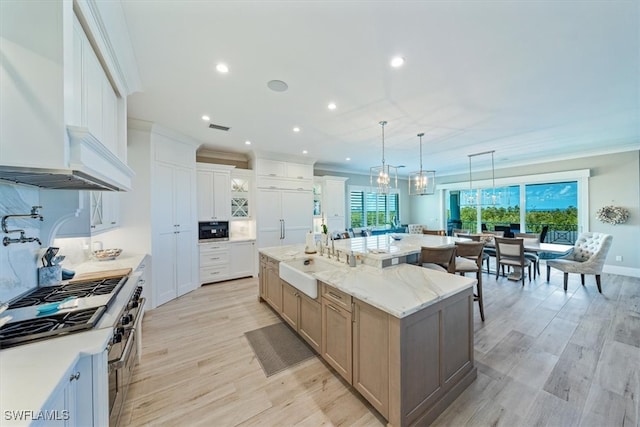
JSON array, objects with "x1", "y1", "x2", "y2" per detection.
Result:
[{"x1": 0, "y1": 272, "x2": 145, "y2": 427}]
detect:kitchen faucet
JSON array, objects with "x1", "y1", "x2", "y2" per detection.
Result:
[{"x1": 1, "y1": 206, "x2": 43, "y2": 246}]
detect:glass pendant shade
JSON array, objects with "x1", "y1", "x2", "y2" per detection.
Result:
[
  {"x1": 408, "y1": 132, "x2": 436, "y2": 196},
  {"x1": 369, "y1": 121, "x2": 398, "y2": 194}
]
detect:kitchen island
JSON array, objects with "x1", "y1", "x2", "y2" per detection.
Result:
[{"x1": 259, "y1": 244, "x2": 477, "y2": 427}]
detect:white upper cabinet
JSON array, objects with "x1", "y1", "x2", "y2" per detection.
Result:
[
  {"x1": 231, "y1": 169, "x2": 253, "y2": 219},
  {"x1": 196, "y1": 164, "x2": 234, "y2": 221},
  {"x1": 0, "y1": 1, "x2": 138, "y2": 191},
  {"x1": 255, "y1": 159, "x2": 313, "y2": 190}
]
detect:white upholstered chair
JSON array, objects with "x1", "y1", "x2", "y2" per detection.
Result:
[
  {"x1": 408, "y1": 224, "x2": 424, "y2": 234},
  {"x1": 546, "y1": 232, "x2": 612, "y2": 292}
]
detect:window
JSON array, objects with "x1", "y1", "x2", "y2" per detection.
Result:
[
  {"x1": 448, "y1": 173, "x2": 583, "y2": 244},
  {"x1": 350, "y1": 188, "x2": 399, "y2": 228}
]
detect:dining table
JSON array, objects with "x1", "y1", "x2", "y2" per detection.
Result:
[{"x1": 472, "y1": 235, "x2": 574, "y2": 281}]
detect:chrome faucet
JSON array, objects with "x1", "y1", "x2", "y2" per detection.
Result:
[{"x1": 1, "y1": 206, "x2": 44, "y2": 246}]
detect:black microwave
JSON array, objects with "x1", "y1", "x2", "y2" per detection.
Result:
[{"x1": 198, "y1": 221, "x2": 229, "y2": 241}]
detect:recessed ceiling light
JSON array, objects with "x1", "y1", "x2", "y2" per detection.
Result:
[
  {"x1": 302, "y1": 150, "x2": 308, "y2": 154},
  {"x1": 245, "y1": 140, "x2": 251, "y2": 145},
  {"x1": 345, "y1": 157, "x2": 351, "y2": 161},
  {"x1": 390, "y1": 56, "x2": 405, "y2": 67},
  {"x1": 202, "y1": 115, "x2": 210, "y2": 121},
  {"x1": 216, "y1": 63, "x2": 229, "y2": 73},
  {"x1": 328, "y1": 102, "x2": 337, "y2": 110},
  {"x1": 293, "y1": 127, "x2": 300, "y2": 132},
  {"x1": 267, "y1": 80, "x2": 288, "y2": 92}
]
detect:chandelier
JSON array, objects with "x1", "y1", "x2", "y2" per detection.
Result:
[
  {"x1": 408, "y1": 132, "x2": 436, "y2": 196},
  {"x1": 369, "y1": 121, "x2": 398, "y2": 194},
  {"x1": 460, "y1": 150, "x2": 506, "y2": 206}
]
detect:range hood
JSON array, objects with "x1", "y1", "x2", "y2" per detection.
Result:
[
  {"x1": 0, "y1": 166, "x2": 124, "y2": 191},
  {"x1": 0, "y1": 126, "x2": 134, "y2": 191}
]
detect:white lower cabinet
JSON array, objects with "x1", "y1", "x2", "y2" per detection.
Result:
[
  {"x1": 199, "y1": 241, "x2": 255, "y2": 284},
  {"x1": 35, "y1": 350, "x2": 108, "y2": 427}
]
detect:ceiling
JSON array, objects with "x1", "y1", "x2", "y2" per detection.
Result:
[{"x1": 121, "y1": 1, "x2": 639, "y2": 177}]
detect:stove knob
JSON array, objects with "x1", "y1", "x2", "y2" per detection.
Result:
[
  {"x1": 112, "y1": 333, "x2": 122, "y2": 344},
  {"x1": 121, "y1": 315, "x2": 131, "y2": 326},
  {"x1": 128, "y1": 300, "x2": 139, "y2": 309},
  {"x1": 115, "y1": 327, "x2": 125, "y2": 336}
]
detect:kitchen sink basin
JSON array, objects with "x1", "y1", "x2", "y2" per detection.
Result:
[{"x1": 279, "y1": 257, "x2": 336, "y2": 298}]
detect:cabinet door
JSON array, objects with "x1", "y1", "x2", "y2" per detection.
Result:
[
  {"x1": 257, "y1": 158, "x2": 285, "y2": 176},
  {"x1": 230, "y1": 241, "x2": 254, "y2": 278},
  {"x1": 175, "y1": 230, "x2": 195, "y2": 297},
  {"x1": 265, "y1": 263, "x2": 282, "y2": 312},
  {"x1": 85, "y1": 45, "x2": 103, "y2": 142},
  {"x1": 257, "y1": 189, "x2": 283, "y2": 246},
  {"x1": 101, "y1": 76, "x2": 118, "y2": 155},
  {"x1": 259, "y1": 257, "x2": 267, "y2": 300},
  {"x1": 321, "y1": 297, "x2": 352, "y2": 384},
  {"x1": 174, "y1": 166, "x2": 193, "y2": 231},
  {"x1": 154, "y1": 232, "x2": 177, "y2": 307},
  {"x1": 286, "y1": 162, "x2": 313, "y2": 179},
  {"x1": 326, "y1": 216, "x2": 345, "y2": 235},
  {"x1": 353, "y1": 299, "x2": 389, "y2": 418},
  {"x1": 281, "y1": 190, "x2": 312, "y2": 245},
  {"x1": 323, "y1": 178, "x2": 346, "y2": 218},
  {"x1": 212, "y1": 171, "x2": 231, "y2": 220},
  {"x1": 196, "y1": 169, "x2": 214, "y2": 221},
  {"x1": 299, "y1": 292, "x2": 321, "y2": 354},
  {"x1": 281, "y1": 281, "x2": 299, "y2": 329},
  {"x1": 231, "y1": 172, "x2": 252, "y2": 219},
  {"x1": 155, "y1": 162, "x2": 177, "y2": 234}
]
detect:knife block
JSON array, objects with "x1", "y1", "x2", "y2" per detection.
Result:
[{"x1": 38, "y1": 265, "x2": 62, "y2": 287}]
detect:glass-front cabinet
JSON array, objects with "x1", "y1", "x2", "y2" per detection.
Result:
[{"x1": 231, "y1": 169, "x2": 253, "y2": 219}]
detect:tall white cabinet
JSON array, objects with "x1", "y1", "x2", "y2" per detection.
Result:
[
  {"x1": 254, "y1": 158, "x2": 314, "y2": 249},
  {"x1": 123, "y1": 121, "x2": 199, "y2": 309},
  {"x1": 315, "y1": 176, "x2": 349, "y2": 234}
]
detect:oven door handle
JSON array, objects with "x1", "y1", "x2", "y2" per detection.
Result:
[{"x1": 108, "y1": 297, "x2": 145, "y2": 372}]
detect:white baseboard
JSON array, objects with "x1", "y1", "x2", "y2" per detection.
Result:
[{"x1": 603, "y1": 265, "x2": 640, "y2": 278}]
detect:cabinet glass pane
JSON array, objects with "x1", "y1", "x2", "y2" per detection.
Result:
[
  {"x1": 232, "y1": 198, "x2": 249, "y2": 217},
  {"x1": 231, "y1": 176, "x2": 250, "y2": 217}
]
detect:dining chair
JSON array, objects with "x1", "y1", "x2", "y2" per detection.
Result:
[
  {"x1": 514, "y1": 232, "x2": 541, "y2": 278},
  {"x1": 408, "y1": 224, "x2": 424, "y2": 234},
  {"x1": 452, "y1": 228, "x2": 470, "y2": 236},
  {"x1": 546, "y1": 232, "x2": 612, "y2": 292},
  {"x1": 454, "y1": 241, "x2": 485, "y2": 321},
  {"x1": 419, "y1": 246, "x2": 456, "y2": 274},
  {"x1": 422, "y1": 229, "x2": 446, "y2": 236},
  {"x1": 479, "y1": 230, "x2": 504, "y2": 273},
  {"x1": 468, "y1": 234, "x2": 491, "y2": 273},
  {"x1": 494, "y1": 237, "x2": 532, "y2": 286}
]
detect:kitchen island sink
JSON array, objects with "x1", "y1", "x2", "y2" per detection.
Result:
[{"x1": 278, "y1": 256, "x2": 339, "y2": 299}]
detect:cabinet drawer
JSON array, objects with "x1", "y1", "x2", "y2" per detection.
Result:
[
  {"x1": 200, "y1": 250, "x2": 229, "y2": 267},
  {"x1": 200, "y1": 242, "x2": 229, "y2": 253},
  {"x1": 200, "y1": 265, "x2": 230, "y2": 283},
  {"x1": 321, "y1": 283, "x2": 352, "y2": 311}
]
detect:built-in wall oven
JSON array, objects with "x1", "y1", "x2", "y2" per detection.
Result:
[
  {"x1": 199, "y1": 220, "x2": 229, "y2": 241},
  {"x1": 108, "y1": 278, "x2": 145, "y2": 427}
]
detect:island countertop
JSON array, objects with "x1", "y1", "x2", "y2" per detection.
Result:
[{"x1": 259, "y1": 244, "x2": 475, "y2": 318}]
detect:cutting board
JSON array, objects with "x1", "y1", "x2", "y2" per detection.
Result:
[{"x1": 69, "y1": 268, "x2": 132, "y2": 283}]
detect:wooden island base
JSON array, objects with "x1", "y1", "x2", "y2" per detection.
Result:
[{"x1": 259, "y1": 253, "x2": 476, "y2": 427}]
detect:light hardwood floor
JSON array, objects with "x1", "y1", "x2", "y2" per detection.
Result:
[{"x1": 121, "y1": 266, "x2": 640, "y2": 426}]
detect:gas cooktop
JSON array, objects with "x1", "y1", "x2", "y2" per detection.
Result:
[
  {"x1": 0, "y1": 306, "x2": 106, "y2": 349},
  {"x1": 7, "y1": 277, "x2": 124, "y2": 309},
  {"x1": 0, "y1": 275, "x2": 129, "y2": 349}
]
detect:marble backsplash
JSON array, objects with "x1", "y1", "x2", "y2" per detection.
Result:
[{"x1": 0, "y1": 182, "x2": 41, "y2": 302}]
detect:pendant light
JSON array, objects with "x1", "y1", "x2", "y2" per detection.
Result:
[
  {"x1": 408, "y1": 132, "x2": 436, "y2": 196},
  {"x1": 461, "y1": 150, "x2": 505, "y2": 206},
  {"x1": 369, "y1": 121, "x2": 398, "y2": 194}
]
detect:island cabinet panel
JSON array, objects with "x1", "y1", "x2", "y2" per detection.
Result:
[
  {"x1": 393, "y1": 287, "x2": 476, "y2": 427},
  {"x1": 281, "y1": 281, "x2": 299, "y2": 329},
  {"x1": 321, "y1": 296, "x2": 353, "y2": 384},
  {"x1": 298, "y1": 292, "x2": 321, "y2": 353},
  {"x1": 352, "y1": 298, "x2": 390, "y2": 419},
  {"x1": 258, "y1": 254, "x2": 267, "y2": 301},
  {"x1": 264, "y1": 258, "x2": 282, "y2": 312}
]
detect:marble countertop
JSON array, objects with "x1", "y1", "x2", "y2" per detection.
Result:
[
  {"x1": 259, "y1": 245, "x2": 475, "y2": 318},
  {"x1": 70, "y1": 253, "x2": 147, "y2": 276},
  {"x1": 0, "y1": 328, "x2": 112, "y2": 426},
  {"x1": 332, "y1": 233, "x2": 467, "y2": 260}
]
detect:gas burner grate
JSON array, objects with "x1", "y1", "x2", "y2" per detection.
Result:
[{"x1": 0, "y1": 306, "x2": 107, "y2": 349}]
